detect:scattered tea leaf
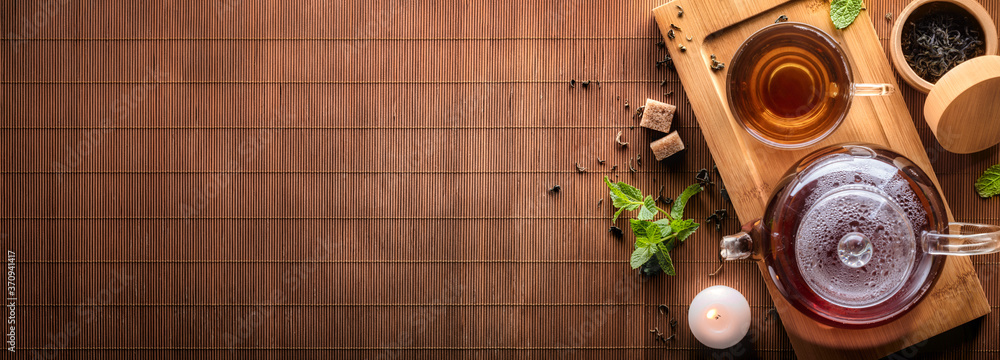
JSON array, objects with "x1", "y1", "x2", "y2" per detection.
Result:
[
  {"x1": 709, "y1": 262, "x2": 724, "y2": 276},
  {"x1": 676, "y1": 5, "x2": 684, "y2": 17},
  {"x1": 581, "y1": 80, "x2": 591, "y2": 88},
  {"x1": 667, "y1": 29, "x2": 675, "y2": 39},
  {"x1": 597, "y1": 198, "x2": 603, "y2": 207},
  {"x1": 670, "y1": 23, "x2": 681, "y2": 30},
  {"x1": 576, "y1": 162, "x2": 588, "y2": 173},
  {"x1": 665, "y1": 90, "x2": 674, "y2": 96},
  {"x1": 766, "y1": 307, "x2": 780, "y2": 322},
  {"x1": 570, "y1": 79, "x2": 576, "y2": 87},
  {"x1": 597, "y1": 157, "x2": 605, "y2": 164},
  {"x1": 656, "y1": 40, "x2": 665, "y2": 48},
  {"x1": 615, "y1": 131, "x2": 629, "y2": 147},
  {"x1": 658, "y1": 304, "x2": 669, "y2": 315},
  {"x1": 775, "y1": 14, "x2": 788, "y2": 23},
  {"x1": 656, "y1": 54, "x2": 675, "y2": 70},
  {"x1": 549, "y1": 185, "x2": 561, "y2": 193},
  {"x1": 679, "y1": 45, "x2": 687, "y2": 52},
  {"x1": 609, "y1": 226, "x2": 624, "y2": 239},
  {"x1": 628, "y1": 158, "x2": 637, "y2": 173},
  {"x1": 975, "y1": 164, "x2": 1000, "y2": 198},
  {"x1": 885, "y1": 12, "x2": 893, "y2": 22},
  {"x1": 657, "y1": 186, "x2": 674, "y2": 206},
  {"x1": 696, "y1": 168, "x2": 713, "y2": 186},
  {"x1": 706, "y1": 209, "x2": 728, "y2": 230},
  {"x1": 830, "y1": 0, "x2": 863, "y2": 29},
  {"x1": 610, "y1": 165, "x2": 618, "y2": 172},
  {"x1": 709, "y1": 54, "x2": 726, "y2": 71},
  {"x1": 686, "y1": 36, "x2": 692, "y2": 41}
]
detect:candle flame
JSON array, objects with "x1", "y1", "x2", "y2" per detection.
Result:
[{"x1": 706, "y1": 308, "x2": 718, "y2": 319}]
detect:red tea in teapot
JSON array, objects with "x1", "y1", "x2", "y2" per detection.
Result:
[
  {"x1": 721, "y1": 144, "x2": 1000, "y2": 327},
  {"x1": 759, "y1": 146, "x2": 946, "y2": 325}
]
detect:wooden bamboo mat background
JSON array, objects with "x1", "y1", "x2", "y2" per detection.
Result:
[{"x1": 5, "y1": 0, "x2": 1000, "y2": 359}]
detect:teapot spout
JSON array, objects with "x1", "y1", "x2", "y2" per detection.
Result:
[
  {"x1": 721, "y1": 220, "x2": 762, "y2": 260},
  {"x1": 721, "y1": 232, "x2": 754, "y2": 260}
]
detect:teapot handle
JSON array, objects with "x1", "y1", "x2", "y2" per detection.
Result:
[{"x1": 923, "y1": 223, "x2": 1000, "y2": 255}]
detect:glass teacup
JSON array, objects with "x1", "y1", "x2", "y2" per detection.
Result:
[{"x1": 727, "y1": 22, "x2": 894, "y2": 149}]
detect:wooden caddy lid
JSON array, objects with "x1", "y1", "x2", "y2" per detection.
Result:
[{"x1": 924, "y1": 55, "x2": 1000, "y2": 154}]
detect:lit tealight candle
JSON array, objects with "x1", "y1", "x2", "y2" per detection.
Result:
[{"x1": 688, "y1": 285, "x2": 751, "y2": 349}]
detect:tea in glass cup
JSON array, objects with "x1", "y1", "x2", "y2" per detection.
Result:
[{"x1": 727, "y1": 23, "x2": 894, "y2": 149}]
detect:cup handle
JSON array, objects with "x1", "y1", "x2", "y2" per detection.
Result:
[
  {"x1": 923, "y1": 223, "x2": 1000, "y2": 255},
  {"x1": 853, "y1": 83, "x2": 895, "y2": 97}
]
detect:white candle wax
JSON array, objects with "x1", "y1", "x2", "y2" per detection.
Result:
[{"x1": 688, "y1": 285, "x2": 751, "y2": 349}]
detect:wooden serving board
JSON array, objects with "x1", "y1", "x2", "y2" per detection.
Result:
[{"x1": 652, "y1": 0, "x2": 990, "y2": 358}]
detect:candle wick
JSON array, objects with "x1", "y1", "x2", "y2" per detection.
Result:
[{"x1": 715, "y1": 314, "x2": 721, "y2": 320}]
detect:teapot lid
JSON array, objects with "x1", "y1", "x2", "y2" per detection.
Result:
[{"x1": 795, "y1": 185, "x2": 916, "y2": 308}]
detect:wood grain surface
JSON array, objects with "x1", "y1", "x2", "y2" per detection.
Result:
[{"x1": 5, "y1": 0, "x2": 1000, "y2": 359}]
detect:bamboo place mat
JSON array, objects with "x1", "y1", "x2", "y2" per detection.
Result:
[{"x1": 6, "y1": 1, "x2": 1000, "y2": 359}]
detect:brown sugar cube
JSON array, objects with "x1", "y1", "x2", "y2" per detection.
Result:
[
  {"x1": 639, "y1": 98, "x2": 676, "y2": 133},
  {"x1": 650, "y1": 131, "x2": 685, "y2": 161}
]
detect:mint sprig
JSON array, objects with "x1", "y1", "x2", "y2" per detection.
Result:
[
  {"x1": 975, "y1": 164, "x2": 1000, "y2": 198},
  {"x1": 831, "y1": 0, "x2": 864, "y2": 29},
  {"x1": 605, "y1": 176, "x2": 703, "y2": 276}
]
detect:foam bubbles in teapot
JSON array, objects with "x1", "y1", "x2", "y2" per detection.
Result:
[{"x1": 795, "y1": 179, "x2": 920, "y2": 308}]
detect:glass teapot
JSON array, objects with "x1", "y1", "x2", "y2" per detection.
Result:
[{"x1": 721, "y1": 143, "x2": 1000, "y2": 328}]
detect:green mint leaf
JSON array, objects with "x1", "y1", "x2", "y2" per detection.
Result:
[
  {"x1": 630, "y1": 219, "x2": 649, "y2": 239},
  {"x1": 671, "y1": 184, "x2": 703, "y2": 219},
  {"x1": 638, "y1": 195, "x2": 657, "y2": 220},
  {"x1": 831, "y1": 0, "x2": 863, "y2": 29},
  {"x1": 630, "y1": 246, "x2": 655, "y2": 269},
  {"x1": 612, "y1": 207, "x2": 626, "y2": 223},
  {"x1": 644, "y1": 221, "x2": 662, "y2": 244},
  {"x1": 619, "y1": 182, "x2": 644, "y2": 202},
  {"x1": 630, "y1": 219, "x2": 662, "y2": 245},
  {"x1": 653, "y1": 219, "x2": 674, "y2": 238},
  {"x1": 976, "y1": 164, "x2": 1000, "y2": 198},
  {"x1": 671, "y1": 219, "x2": 700, "y2": 243},
  {"x1": 605, "y1": 177, "x2": 630, "y2": 209},
  {"x1": 654, "y1": 243, "x2": 676, "y2": 276},
  {"x1": 605, "y1": 177, "x2": 645, "y2": 221}
]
